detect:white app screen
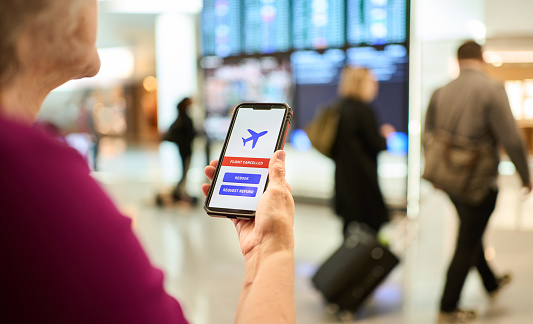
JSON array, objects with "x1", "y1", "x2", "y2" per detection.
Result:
[{"x1": 208, "y1": 107, "x2": 286, "y2": 210}]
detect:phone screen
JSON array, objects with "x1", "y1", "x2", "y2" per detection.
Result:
[{"x1": 207, "y1": 105, "x2": 288, "y2": 213}]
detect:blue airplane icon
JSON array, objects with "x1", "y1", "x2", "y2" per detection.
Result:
[{"x1": 242, "y1": 129, "x2": 268, "y2": 149}]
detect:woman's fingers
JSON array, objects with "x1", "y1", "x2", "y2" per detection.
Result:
[
  {"x1": 202, "y1": 159, "x2": 219, "y2": 195},
  {"x1": 202, "y1": 183, "x2": 210, "y2": 196},
  {"x1": 204, "y1": 165, "x2": 216, "y2": 181}
]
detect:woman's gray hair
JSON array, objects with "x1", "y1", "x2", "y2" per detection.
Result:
[{"x1": 0, "y1": 0, "x2": 84, "y2": 88}]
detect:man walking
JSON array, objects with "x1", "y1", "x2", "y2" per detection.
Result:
[{"x1": 424, "y1": 40, "x2": 531, "y2": 323}]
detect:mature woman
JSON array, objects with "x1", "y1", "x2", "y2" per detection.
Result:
[
  {"x1": 332, "y1": 67, "x2": 395, "y2": 237},
  {"x1": 0, "y1": 1, "x2": 295, "y2": 323}
]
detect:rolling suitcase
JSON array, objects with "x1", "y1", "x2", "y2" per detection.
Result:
[{"x1": 311, "y1": 223, "x2": 400, "y2": 315}]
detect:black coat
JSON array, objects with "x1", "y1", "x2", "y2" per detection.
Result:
[
  {"x1": 331, "y1": 98, "x2": 389, "y2": 232},
  {"x1": 164, "y1": 113, "x2": 196, "y2": 157}
]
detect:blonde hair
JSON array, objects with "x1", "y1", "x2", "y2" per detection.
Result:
[
  {"x1": 0, "y1": 0, "x2": 86, "y2": 88},
  {"x1": 337, "y1": 67, "x2": 377, "y2": 103}
]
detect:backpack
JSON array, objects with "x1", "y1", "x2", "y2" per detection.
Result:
[{"x1": 305, "y1": 101, "x2": 342, "y2": 158}]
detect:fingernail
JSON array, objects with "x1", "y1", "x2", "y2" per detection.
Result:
[{"x1": 278, "y1": 150, "x2": 286, "y2": 162}]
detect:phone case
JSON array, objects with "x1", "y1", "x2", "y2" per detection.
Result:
[{"x1": 204, "y1": 103, "x2": 292, "y2": 219}]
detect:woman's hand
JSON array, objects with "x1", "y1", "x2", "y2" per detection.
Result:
[
  {"x1": 203, "y1": 151, "x2": 296, "y2": 323},
  {"x1": 202, "y1": 150, "x2": 295, "y2": 258},
  {"x1": 380, "y1": 123, "x2": 396, "y2": 139}
]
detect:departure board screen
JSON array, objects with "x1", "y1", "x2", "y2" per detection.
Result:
[
  {"x1": 347, "y1": 0, "x2": 407, "y2": 45},
  {"x1": 243, "y1": 0, "x2": 291, "y2": 54},
  {"x1": 346, "y1": 44, "x2": 408, "y2": 82},
  {"x1": 292, "y1": 0, "x2": 345, "y2": 50},
  {"x1": 201, "y1": 0, "x2": 216, "y2": 56},
  {"x1": 291, "y1": 45, "x2": 408, "y2": 132},
  {"x1": 291, "y1": 49, "x2": 346, "y2": 85},
  {"x1": 291, "y1": 49, "x2": 346, "y2": 128},
  {"x1": 200, "y1": 1, "x2": 410, "y2": 148},
  {"x1": 201, "y1": 0, "x2": 408, "y2": 56},
  {"x1": 201, "y1": 0, "x2": 242, "y2": 57}
]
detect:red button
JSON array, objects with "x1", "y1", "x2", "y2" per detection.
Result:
[{"x1": 222, "y1": 157, "x2": 270, "y2": 169}]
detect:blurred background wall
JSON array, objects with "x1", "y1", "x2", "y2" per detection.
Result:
[{"x1": 37, "y1": 0, "x2": 533, "y2": 212}]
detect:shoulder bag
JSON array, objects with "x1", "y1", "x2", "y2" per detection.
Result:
[
  {"x1": 422, "y1": 109, "x2": 497, "y2": 205},
  {"x1": 305, "y1": 101, "x2": 342, "y2": 159}
]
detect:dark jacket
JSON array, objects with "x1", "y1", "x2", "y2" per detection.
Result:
[
  {"x1": 164, "y1": 113, "x2": 196, "y2": 155},
  {"x1": 331, "y1": 97, "x2": 389, "y2": 232}
]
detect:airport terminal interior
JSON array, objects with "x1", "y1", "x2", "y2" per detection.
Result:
[
  {"x1": 35, "y1": 0, "x2": 533, "y2": 323},
  {"x1": 93, "y1": 138, "x2": 533, "y2": 324}
]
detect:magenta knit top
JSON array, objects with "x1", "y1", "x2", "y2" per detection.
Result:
[{"x1": 0, "y1": 116, "x2": 188, "y2": 323}]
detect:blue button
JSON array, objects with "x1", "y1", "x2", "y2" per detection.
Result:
[
  {"x1": 219, "y1": 185, "x2": 258, "y2": 197},
  {"x1": 223, "y1": 172, "x2": 261, "y2": 184}
]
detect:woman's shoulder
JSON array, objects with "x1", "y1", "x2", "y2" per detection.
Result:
[{"x1": 0, "y1": 116, "x2": 90, "y2": 177}]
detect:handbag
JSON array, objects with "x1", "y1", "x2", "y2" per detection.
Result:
[
  {"x1": 422, "y1": 127, "x2": 497, "y2": 205},
  {"x1": 162, "y1": 118, "x2": 183, "y2": 144},
  {"x1": 305, "y1": 101, "x2": 342, "y2": 158}
]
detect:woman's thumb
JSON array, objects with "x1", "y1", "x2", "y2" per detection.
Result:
[{"x1": 268, "y1": 150, "x2": 286, "y2": 184}]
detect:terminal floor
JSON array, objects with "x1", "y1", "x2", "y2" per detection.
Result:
[{"x1": 93, "y1": 139, "x2": 533, "y2": 324}]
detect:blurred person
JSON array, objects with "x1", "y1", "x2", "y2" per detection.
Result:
[
  {"x1": 161, "y1": 97, "x2": 197, "y2": 204},
  {"x1": 331, "y1": 66, "x2": 395, "y2": 238},
  {"x1": 0, "y1": 1, "x2": 296, "y2": 324},
  {"x1": 78, "y1": 92, "x2": 100, "y2": 170},
  {"x1": 424, "y1": 40, "x2": 531, "y2": 323}
]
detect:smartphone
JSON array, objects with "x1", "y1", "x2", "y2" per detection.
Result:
[{"x1": 204, "y1": 103, "x2": 293, "y2": 219}]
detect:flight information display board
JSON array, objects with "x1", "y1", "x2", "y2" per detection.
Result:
[
  {"x1": 201, "y1": 0, "x2": 242, "y2": 57},
  {"x1": 291, "y1": 49, "x2": 346, "y2": 85},
  {"x1": 292, "y1": 0, "x2": 345, "y2": 50},
  {"x1": 290, "y1": 45, "x2": 408, "y2": 132},
  {"x1": 202, "y1": 0, "x2": 408, "y2": 56},
  {"x1": 243, "y1": 0, "x2": 291, "y2": 54},
  {"x1": 347, "y1": 0, "x2": 408, "y2": 46},
  {"x1": 201, "y1": 0, "x2": 216, "y2": 56},
  {"x1": 200, "y1": 0, "x2": 410, "y2": 133},
  {"x1": 346, "y1": 44, "x2": 408, "y2": 81},
  {"x1": 291, "y1": 49, "x2": 346, "y2": 128}
]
